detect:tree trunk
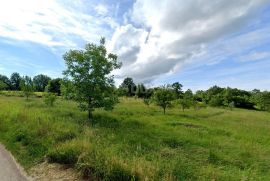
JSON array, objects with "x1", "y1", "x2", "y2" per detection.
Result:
[
  {"x1": 88, "y1": 97, "x2": 93, "y2": 124},
  {"x1": 163, "y1": 107, "x2": 166, "y2": 115},
  {"x1": 88, "y1": 109, "x2": 93, "y2": 124}
]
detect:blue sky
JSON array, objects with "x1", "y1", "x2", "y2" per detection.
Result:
[{"x1": 0, "y1": 0, "x2": 270, "y2": 91}]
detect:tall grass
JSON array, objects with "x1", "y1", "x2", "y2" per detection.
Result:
[{"x1": 0, "y1": 96, "x2": 270, "y2": 180}]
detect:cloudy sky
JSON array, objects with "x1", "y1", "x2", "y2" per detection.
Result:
[{"x1": 0, "y1": 0, "x2": 270, "y2": 90}]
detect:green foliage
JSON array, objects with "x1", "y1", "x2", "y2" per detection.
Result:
[
  {"x1": 46, "y1": 78, "x2": 62, "y2": 96},
  {"x1": 44, "y1": 92, "x2": 57, "y2": 106},
  {"x1": 153, "y1": 86, "x2": 175, "y2": 114},
  {"x1": 178, "y1": 89, "x2": 194, "y2": 111},
  {"x1": 10, "y1": 72, "x2": 21, "y2": 90},
  {"x1": 0, "y1": 91, "x2": 43, "y2": 98},
  {"x1": 209, "y1": 94, "x2": 223, "y2": 107},
  {"x1": 199, "y1": 86, "x2": 254, "y2": 109},
  {"x1": 63, "y1": 38, "x2": 121, "y2": 121},
  {"x1": 20, "y1": 76, "x2": 34, "y2": 100},
  {"x1": 171, "y1": 82, "x2": 183, "y2": 98},
  {"x1": 0, "y1": 80, "x2": 7, "y2": 90},
  {"x1": 33, "y1": 74, "x2": 51, "y2": 92},
  {"x1": 135, "y1": 84, "x2": 146, "y2": 98},
  {"x1": 251, "y1": 90, "x2": 270, "y2": 111},
  {"x1": 0, "y1": 74, "x2": 11, "y2": 90},
  {"x1": 179, "y1": 98, "x2": 192, "y2": 111},
  {"x1": 60, "y1": 79, "x2": 75, "y2": 100},
  {"x1": 119, "y1": 77, "x2": 136, "y2": 97},
  {"x1": 222, "y1": 87, "x2": 253, "y2": 109}
]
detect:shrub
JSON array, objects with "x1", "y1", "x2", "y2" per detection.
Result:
[
  {"x1": 44, "y1": 93, "x2": 57, "y2": 106},
  {"x1": 209, "y1": 95, "x2": 223, "y2": 107}
]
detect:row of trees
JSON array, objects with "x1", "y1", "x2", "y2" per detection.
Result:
[
  {"x1": 118, "y1": 78, "x2": 270, "y2": 112},
  {"x1": 0, "y1": 73, "x2": 61, "y2": 95},
  {"x1": 2, "y1": 72, "x2": 270, "y2": 113}
]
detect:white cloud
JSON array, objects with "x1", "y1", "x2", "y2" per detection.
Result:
[
  {"x1": 111, "y1": 0, "x2": 269, "y2": 83},
  {"x1": 0, "y1": 0, "x2": 115, "y2": 48},
  {"x1": 239, "y1": 51, "x2": 270, "y2": 62},
  {"x1": 0, "y1": 0, "x2": 269, "y2": 86},
  {"x1": 94, "y1": 4, "x2": 109, "y2": 16}
]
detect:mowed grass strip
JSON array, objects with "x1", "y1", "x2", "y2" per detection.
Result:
[{"x1": 0, "y1": 96, "x2": 270, "y2": 180}]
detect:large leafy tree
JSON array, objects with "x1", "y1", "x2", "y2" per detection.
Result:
[
  {"x1": 0, "y1": 80, "x2": 7, "y2": 90},
  {"x1": 0, "y1": 74, "x2": 11, "y2": 90},
  {"x1": 46, "y1": 78, "x2": 62, "y2": 96},
  {"x1": 153, "y1": 86, "x2": 175, "y2": 114},
  {"x1": 10, "y1": 72, "x2": 21, "y2": 90},
  {"x1": 119, "y1": 77, "x2": 136, "y2": 97},
  {"x1": 172, "y1": 82, "x2": 183, "y2": 98},
  {"x1": 33, "y1": 74, "x2": 51, "y2": 92},
  {"x1": 63, "y1": 38, "x2": 121, "y2": 121}
]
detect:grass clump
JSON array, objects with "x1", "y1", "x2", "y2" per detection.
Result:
[
  {"x1": 47, "y1": 141, "x2": 82, "y2": 165},
  {"x1": 77, "y1": 149, "x2": 139, "y2": 181}
]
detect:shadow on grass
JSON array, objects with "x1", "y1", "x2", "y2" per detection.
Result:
[
  {"x1": 177, "y1": 111, "x2": 225, "y2": 120},
  {"x1": 168, "y1": 122, "x2": 206, "y2": 129},
  {"x1": 92, "y1": 113, "x2": 145, "y2": 130}
]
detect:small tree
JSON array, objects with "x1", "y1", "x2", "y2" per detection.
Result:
[
  {"x1": 178, "y1": 89, "x2": 194, "y2": 111},
  {"x1": 44, "y1": 92, "x2": 57, "y2": 106},
  {"x1": 153, "y1": 86, "x2": 175, "y2": 114},
  {"x1": 143, "y1": 98, "x2": 151, "y2": 107},
  {"x1": 63, "y1": 38, "x2": 121, "y2": 122},
  {"x1": 20, "y1": 76, "x2": 34, "y2": 100},
  {"x1": 228, "y1": 101, "x2": 235, "y2": 111},
  {"x1": 179, "y1": 98, "x2": 192, "y2": 112},
  {"x1": 10, "y1": 72, "x2": 21, "y2": 90}
]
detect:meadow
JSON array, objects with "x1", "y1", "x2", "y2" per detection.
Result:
[{"x1": 0, "y1": 95, "x2": 270, "y2": 180}]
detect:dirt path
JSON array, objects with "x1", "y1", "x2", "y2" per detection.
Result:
[{"x1": 0, "y1": 144, "x2": 28, "y2": 181}]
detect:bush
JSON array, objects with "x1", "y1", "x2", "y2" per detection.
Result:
[
  {"x1": 209, "y1": 95, "x2": 223, "y2": 107},
  {"x1": 44, "y1": 93, "x2": 57, "y2": 106}
]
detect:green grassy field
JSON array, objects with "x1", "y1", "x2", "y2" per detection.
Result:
[{"x1": 0, "y1": 96, "x2": 270, "y2": 180}]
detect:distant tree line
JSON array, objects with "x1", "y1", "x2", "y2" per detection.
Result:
[
  {"x1": 0, "y1": 72, "x2": 61, "y2": 95},
  {"x1": 1, "y1": 73, "x2": 270, "y2": 113},
  {"x1": 118, "y1": 77, "x2": 270, "y2": 113}
]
